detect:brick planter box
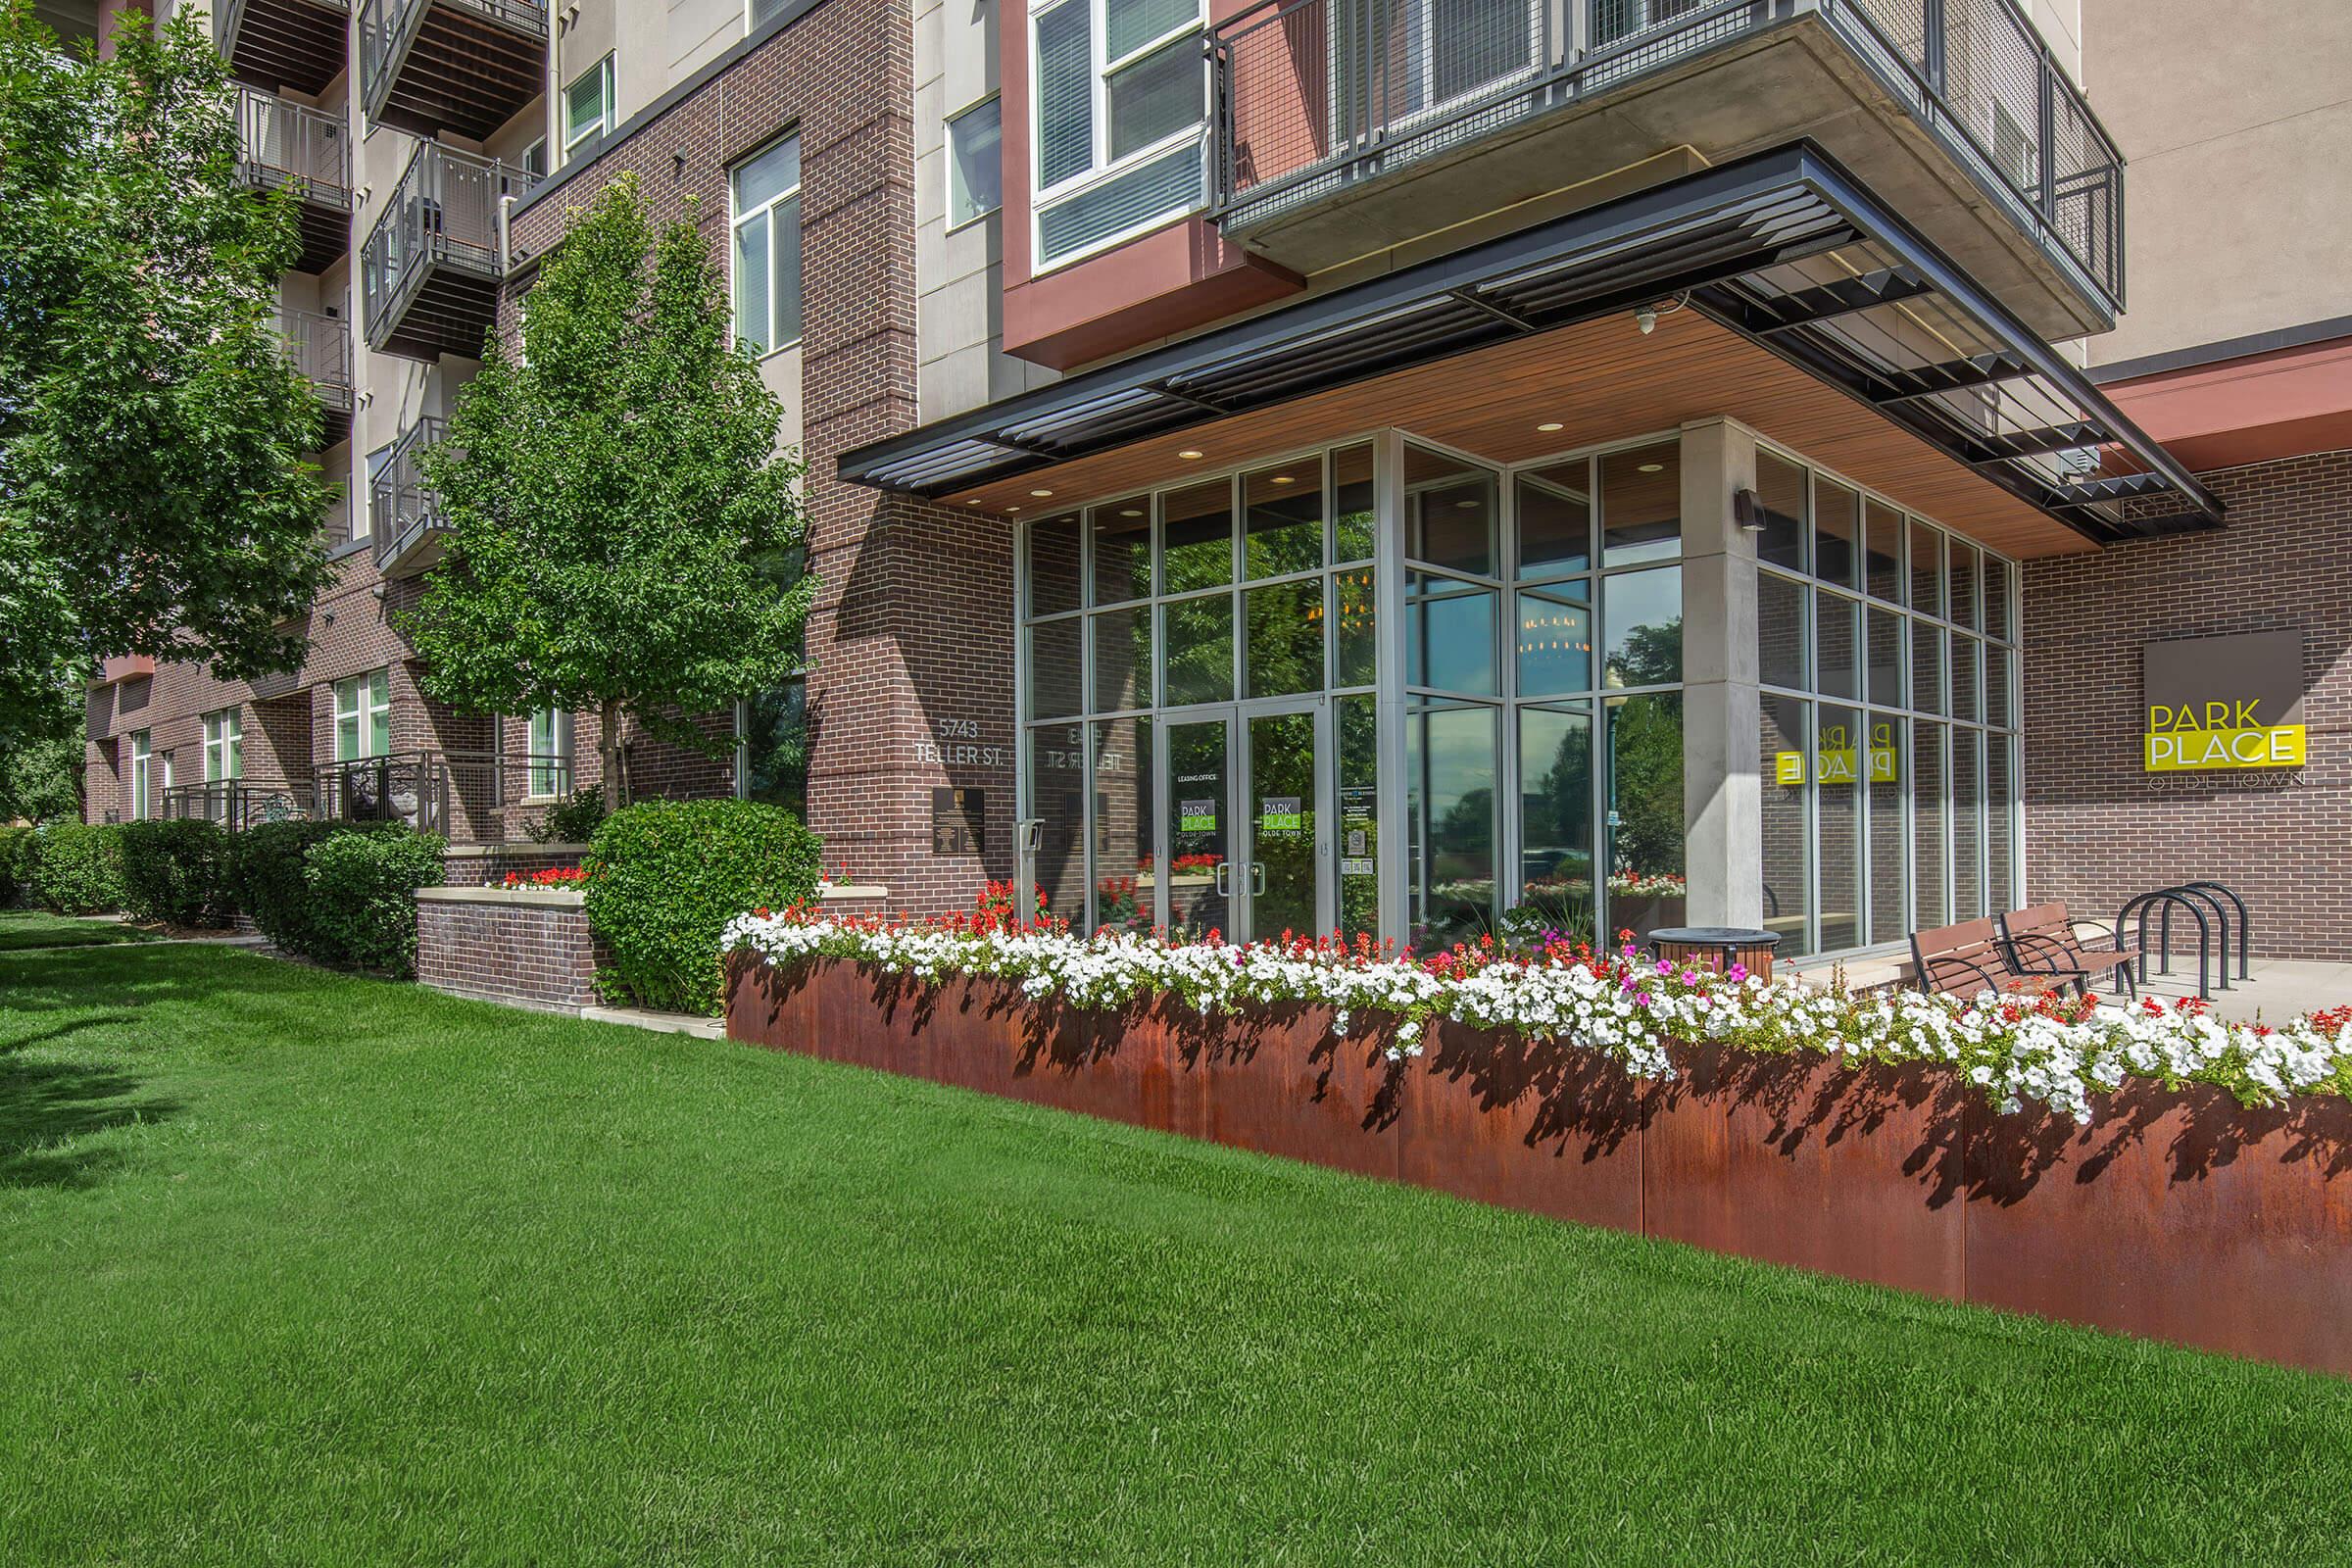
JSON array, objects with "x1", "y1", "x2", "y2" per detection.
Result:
[
  {"x1": 728, "y1": 954, "x2": 2352, "y2": 1376},
  {"x1": 416, "y1": 886, "x2": 606, "y2": 1012}
]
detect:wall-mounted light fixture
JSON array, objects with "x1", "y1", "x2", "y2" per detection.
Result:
[{"x1": 1734, "y1": 488, "x2": 1767, "y2": 533}]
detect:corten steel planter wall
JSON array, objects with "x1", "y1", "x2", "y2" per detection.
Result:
[{"x1": 727, "y1": 955, "x2": 2352, "y2": 1376}]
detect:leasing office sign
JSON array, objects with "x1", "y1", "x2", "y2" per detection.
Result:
[{"x1": 2143, "y1": 631, "x2": 2307, "y2": 771}]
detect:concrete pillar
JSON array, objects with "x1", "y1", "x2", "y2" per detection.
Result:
[{"x1": 1679, "y1": 418, "x2": 1762, "y2": 928}]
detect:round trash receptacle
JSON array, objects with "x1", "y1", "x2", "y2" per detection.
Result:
[{"x1": 1645, "y1": 926, "x2": 1782, "y2": 982}]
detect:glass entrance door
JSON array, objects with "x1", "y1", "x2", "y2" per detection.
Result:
[
  {"x1": 1160, "y1": 703, "x2": 1328, "y2": 943},
  {"x1": 1242, "y1": 706, "x2": 1324, "y2": 941}
]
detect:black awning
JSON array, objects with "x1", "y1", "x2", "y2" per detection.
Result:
[{"x1": 840, "y1": 144, "x2": 2222, "y2": 545}]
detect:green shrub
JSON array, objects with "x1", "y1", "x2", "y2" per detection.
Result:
[
  {"x1": 584, "y1": 799, "x2": 821, "y2": 1015},
  {"x1": 119, "y1": 819, "x2": 233, "y2": 926},
  {"x1": 0, "y1": 825, "x2": 32, "y2": 907},
  {"x1": 302, "y1": 830, "x2": 447, "y2": 975},
  {"x1": 23, "y1": 823, "x2": 126, "y2": 913},
  {"x1": 223, "y1": 820, "x2": 353, "y2": 955},
  {"x1": 529, "y1": 784, "x2": 607, "y2": 846}
]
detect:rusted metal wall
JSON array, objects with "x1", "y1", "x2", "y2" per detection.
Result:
[{"x1": 727, "y1": 956, "x2": 2352, "y2": 1376}]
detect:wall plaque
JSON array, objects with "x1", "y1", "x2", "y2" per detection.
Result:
[
  {"x1": 2143, "y1": 630, "x2": 2306, "y2": 772},
  {"x1": 932, "y1": 786, "x2": 985, "y2": 855}
]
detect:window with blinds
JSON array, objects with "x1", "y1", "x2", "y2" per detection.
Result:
[{"x1": 1030, "y1": 0, "x2": 1206, "y2": 268}]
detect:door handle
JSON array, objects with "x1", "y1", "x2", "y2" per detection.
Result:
[
  {"x1": 1214, "y1": 860, "x2": 1229, "y2": 897},
  {"x1": 1251, "y1": 862, "x2": 1266, "y2": 896}
]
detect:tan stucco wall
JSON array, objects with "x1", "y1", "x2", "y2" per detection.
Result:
[{"x1": 2083, "y1": 0, "x2": 2352, "y2": 368}]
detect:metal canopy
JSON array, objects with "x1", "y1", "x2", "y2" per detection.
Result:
[{"x1": 839, "y1": 144, "x2": 2223, "y2": 545}]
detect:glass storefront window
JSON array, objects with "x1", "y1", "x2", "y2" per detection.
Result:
[
  {"x1": 1242, "y1": 458, "x2": 1324, "y2": 580},
  {"x1": 1604, "y1": 692, "x2": 1684, "y2": 940},
  {"x1": 1907, "y1": 518, "x2": 1942, "y2": 618},
  {"x1": 1816, "y1": 590, "x2": 1859, "y2": 702},
  {"x1": 1866, "y1": 605, "x2": 1901, "y2": 708},
  {"x1": 1092, "y1": 716, "x2": 1152, "y2": 934},
  {"x1": 1865, "y1": 717, "x2": 1907, "y2": 948},
  {"x1": 1160, "y1": 479, "x2": 1233, "y2": 593},
  {"x1": 1817, "y1": 702, "x2": 1864, "y2": 952},
  {"x1": 1515, "y1": 583, "x2": 1591, "y2": 698},
  {"x1": 1407, "y1": 701, "x2": 1496, "y2": 949},
  {"x1": 1160, "y1": 593, "x2": 1233, "y2": 706},
  {"x1": 1404, "y1": 445, "x2": 1496, "y2": 575},
  {"x1": 1758, "y1": 571, "x2": 1805, "y2": 691},
  {"x1": 1028, "y1": 616, "x2": 1082, "y2": 718},
  {"x1": 1755, "y1": 450, "x2": 1807, "y2": 572},
  {"x1": 1599, "y1": 443, "x2": 1679, "y2": 566},
  {"x1": 1091, "y1": 607, "x2": 1149, "y2": 713},
  {"x1": 1951, "y1": 634, "x2": 1981, "y2": 724},
  {"x1": 1948, "y1": 538, "x2": 1981, "y2": 632},
  {"x1": 1984, "y1": 557, "x2": 2013, "y2": 644},
  {"x1": 1336, "y1": 695, "x2": 1381, "y2": 943},
  {"x1": 1518, "y1": 703, "x2": 1594, "y2": 946},
  {"x1": 1089, "y1": 498, "x2": 1152, "y2": 606},
  {"x1": 1986, "y1": 733, "x2": 2015, "y2": 915},
  {"x1": 1028, "y1": 512, "x2": 1083, "y2": 615},
  {"x1": 1911, "y1": 621, "x2": 1945, "y2": 715},
  {"x1": 1333, "y1": 567, "x2": 1377, "y2": 688},
  {"x1": 1406, "y1": 573, "x2": 1497, "y2": 695},
  {"x1": 1332, "y1": 443, "x2": 1376, "y2": 564},
  {"x1": 1863, "y1": 498, "x2": 1903, "y2": 603},
  {"x1": 1913, "y1": 720, "x2": 1948, "y2": 930},
  {"x1": 1602, "y1": 565, "x2": 1681, "y2": 688},
  {"x1": 1516, "y1": 461, "x2": 1592, "y2": 577},
  {"x1": 1814, "y1": 478, "x2": 1860, "y2": 590},
  {"x1": 1952, "y1": 726, "x2": 1984, "y2": 920},
  {"x1": 1760, "y1": 693, "x2": 1810, "y2": 953},
  {"x1": 1244, "y1": 577, "x2": 1323, "y2": 698},
  {"x1": 1028, "y1": 722, "x2": 1088, "y2": 923}
]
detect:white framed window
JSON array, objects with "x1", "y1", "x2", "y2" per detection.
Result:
[
  {"x1": 520, "y1": 138, "x2": 548, "y2": 179},
  {"x1": 730, "y1": 132, "x2": 803, "y2": 356},
  {"x1": 748, "y1": 0, "x2": 792, "y2": 29},
  {"x1": 564, "y1": 54, "x2": 615, "y2": 155},
  {"x1": 203, "y1": 709, "x2": 244, "y2": 783},
  {"x1": 1029, "y1": 0, "x2": 1206, "y2": 270},
  {"x1": 360, "y1": 440, "x2": 393, "y2": 542},
  {"x1": 129, "y1": 730, "x2": 153, "y2": 820},
  {"x1": 526, "y1": 709, "x2": 574, "y2": 799},
  {"x1": 333, "y1": 671, "x2": 391, "y2": 761},
  {"x1": 947, "y1": 95, "x2": 1004, "y2": 228}
]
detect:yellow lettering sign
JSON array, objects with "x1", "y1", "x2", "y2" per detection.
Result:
[{"x1": 2145, "y1": 724, "x2": 2306, "y2": 772}]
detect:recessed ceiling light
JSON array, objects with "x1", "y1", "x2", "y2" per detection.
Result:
[
  {"x1": 1177, "y1": 449, "x2": 1204, "y2": 460},
  {"x1": 1270, "y1": 474, "x2": 1297, "y2": 485},
  {"x1": 1537, "y1": 421, "x2": 1564, "y2": 432},
  {"x1": 1006, "y1": 505, "x2": 1021, "y2": 513},
  {"x1": 1455, "y1": 499, "x2": 1479, "y2": 510},
  {"x1": 1030, "y1": 488, "x2": 1054, "y2": 498},
  {"x1": 1119, "y1": 508, "x2": 1143, "y2": 517},
  {"x1": 965, "y1": 498, "x2": 981, "y2": 506},
  {"x1": 1639, "y1": 463, "x2": 1664, "y2": 473}
]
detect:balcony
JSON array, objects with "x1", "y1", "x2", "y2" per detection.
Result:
[
  {"x1": 1208, "y1": 0, "x2": 2124, "y2": 336},
  {"x1": 237, "y1": 87, "x2": 353, "y2": 273},
  {"x1": 359, "y1": 0, "x2": 546, "y2": 140},
  {"x1": 218, "y1": 0, "x2": 349, "y2": 96},
  {"x1": 361, "y1": 141, "x2": 535, "y2": 362},
  {"x1": 314, "y1": 751, "x2": 575, "y2": 841},
  {"x1": 282, "y1": 307, "x2": 354, "y2": 444},
  {"x1": 370, "y1": 416, "x2": 451, "y2": 576},
  {"x1": 161, "y1": 779, "x2": 318, "y2": 831}
]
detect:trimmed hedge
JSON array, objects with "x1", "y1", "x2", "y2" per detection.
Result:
[
  {"x1": 584, "y1": 799, "x2": 821, "y2": 1015},
  {"x1": 120, "y1": 819, "x2": 232, "y2": 927},
  {"x1": 23, "y1": 823, "x2": 126, "y2": 913},
  {"x1": 0, "y1": 825, "x2": 31, "y2": 907},
  {"x1": 303, "y1": 830, "x2": 447, "y2": 976},
  {"x1": 223, "y1": 821, "x2": 360, "y2": 956}
]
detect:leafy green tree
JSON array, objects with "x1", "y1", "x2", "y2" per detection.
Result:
[
  {"x1": 402, "y1": 174, "x2": 811, "y2": 804},
  {"x1": 0, "y1": 3, "x2": 334, "y2": 743}
]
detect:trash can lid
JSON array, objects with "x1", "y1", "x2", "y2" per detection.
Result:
[{"x1": 1644, "y1": 927, "x2": 1783, "y2": 947}]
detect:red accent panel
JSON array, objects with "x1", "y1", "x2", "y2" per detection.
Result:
[{"x1": 2103, "y1": 334, "x2": 2352, "y2": 472}]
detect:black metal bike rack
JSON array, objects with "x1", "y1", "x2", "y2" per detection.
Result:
[
  {"x1": 2119, "y1": 889, "x2": 2217, "y2": 1001},
  {"x1": 2180, "y1": 881, "x2": 2252, "y2": 980},
  {"x1": 2163, "y1": 885, "x2": 2234, "y2": 992}
]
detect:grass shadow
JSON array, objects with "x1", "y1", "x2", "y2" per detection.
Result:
[{"x1": 0, "y1": 1051, "x2": 181, "y2": 1192}]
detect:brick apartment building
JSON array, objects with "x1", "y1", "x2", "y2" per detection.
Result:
[{"x1": 80, "y1": 0, "x2": 2352, "y2": 962}]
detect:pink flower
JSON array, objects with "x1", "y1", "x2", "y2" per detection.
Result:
[
  {"x1": 1655, "y1": 958, "x2": 1673, "y2": 975},
  {"x1": 1727, "y1": 963, "x2": 1748, "y2": 983}
]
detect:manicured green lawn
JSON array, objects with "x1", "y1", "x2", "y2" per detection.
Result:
[
  {"x1": 3, "y1": 946, "x2": 2350, "y2": 1565},
  {"x1": 0, "y1": 907, "x2": 161, "y2": 952}
]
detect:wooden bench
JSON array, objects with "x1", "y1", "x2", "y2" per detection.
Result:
[
  {"x1": 1909, "y1": 916, "x2": 2080, "y2": 1000},
  {"x1": 2000, "y1": 902, "x2": 2140, "y2": 999}
]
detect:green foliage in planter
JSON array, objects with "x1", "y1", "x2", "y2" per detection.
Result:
[
  {"x1": 529, "y1": 784, "x2": 607, "y2": 846},
  {"x1": 301, "y1": 830, "x2": 448, "y2": 976},
  {"x1": 0, "y1": 825, "x2": 32, "y2": 906},
  {"x1": 23, "y1": 823, "x2": 126, "y2": 913},
  {"x1": 119, "y1": 819, "x2": 233, "y2": 927},
  {"x1": 584, "y1": 799, "x2": 820, "y2": 1015}
]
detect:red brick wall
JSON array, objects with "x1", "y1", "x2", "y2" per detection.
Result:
[
  {"x1": 2022, "y1": 450, "x2": 2352, "y2": 958},
  {"x1": 501, "y1": 0, "x2": 1017, "y2": 917},
  {"x1": 416, "y1": 895, "x2": 606, "y2": 1010}
]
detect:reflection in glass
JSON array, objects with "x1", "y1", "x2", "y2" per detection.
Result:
[
  {"x1": 1028, "y1": 512, "x2": 1083, "y2": 615},
  {"x1": 1913, "y1": 720, "x2": 1947, "y2": 930},
  {"x1": 1600, "y1": 442, "x2": 1679, "y2": 565},
  {"x1": 1164, "y1": 718, "x2": 1229, "y2": 939},
  {"x1": 1091, "y1": 607, "x2": 1149, "y2": 713},
  {"x1": 1243, "y1": 458, "x2": 1324, "y2": 580},
  {"x1": 1907, "y1": 518, "x2": 1941, "y2": 617},
  {"x1": 1333, "y1": 566, "x2": 1376, "y2": 687},
  {"x1": 1160, "y1": 593, "x2": 1233, "y2": 706},
  {"x1": 1911, "y1": 621, "x2": 1944, "y2": 715},
  {"x1": 1515, "y1": 582, "x2": 1591, "y2": 697},
  {"x1": 1948, "y1": 538, "x2": 1981, "y2": 632},
  {"x1": 1986, "y1": 734, "x2": 2015, "y2": 914},
  {"x1": 1517, "y1": 461, "x2": 1592, "y2": 577},
  {"x1": 1984, "y1": 556, "x2": 2013, "y2": 643},
  {"x1": 1403, "y1": 445, "x2": 1496, "y2": 575},
  {"x1": 1027, "y1": 616, "x2": 1082, "y2": 719},
  {"x1": 1759, "y1": 693, "x2": 1809, "y2": 954},
  {"x1": 1333, "y1": 443, "x2": 1376, "y2": 563},
  {"x1": 1247, "y1": 709, "x2": 1318, "y2": 939},
  {"x1": 1867, "y1": 605, "x2": 1901, "y2": 708},
  {"x1": 1864, "y1": 498, "x2": 1903, "y2": 602},
  {"x1": 1028, "y1": 723, "x2": 1087, "y2": 924},
  {"x1": 1816, "y1": 589, "x2": 1859, "y2": 701},
  {"x1": 1092, "y1": 716, "x2": 1152, "y2": 934},
  {"x1": 1866, "y1": 715, "x2": 1907, "y2": 947},
  {"x1": 1406, "y1": 573, "x2": 1497, "y2": 695},
  {"x1": 1160, "y1": 478, "x2": 1233, "y2": 593},
  {"x1": 1950, "y1": 634, "x2": 1980, "y2": 724},
  {"x1": 1985, "y1": 645, "x2": 2012, "y2": 731},
  {"x1": 1815, "y1": 478, "x2": 1860, "y2": 588},
  {"x1": 1605, "y1": 693, "x2": 1684, "y2": 943},
  {"x1": 1518, "y1": 704, "x2": 1594, "y2": 947},
  {"x1": 1244, "y1": 577, "x2": 1323, "y2": 698},
  {"x1": 1337, "y1": 695, "x2": 1380, "y2": 943},
  {"x1": 1818, "y1": 702, "x2": 1863, "y2": 952},
  {"x1": 1602, "y1": 565, "x2": 1681, "y2": 688},
  {"x1": 1757, "y1": 570, "x2": 1805, "y2": 691},
  {"x1": 1755, "y1": 450, "x2": 1807, "y2": 571},
  {"x1": 1952, "y1": 726, "x2": 1983, "y2": 919},
  {"x1": 1407, "y1": 702, "x2": 1496, "y2": 951},
  {"x1": 1089, "y1": 499, "x2": 1152, "y2": 606}
]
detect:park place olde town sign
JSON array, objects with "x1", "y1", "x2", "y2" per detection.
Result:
[{"x1": 2143, "y1": 630, "x2": 2307, "y2": 772}]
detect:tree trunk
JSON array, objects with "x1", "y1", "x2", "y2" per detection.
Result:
[{"x1": 600, "y1": 699, "x2": 628, "y2": 808}]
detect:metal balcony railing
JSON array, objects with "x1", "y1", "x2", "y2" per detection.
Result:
[
  {"x1": 282, "y1": 308, "x2": 354, "y2": 413},
  {"x1": 370, "y1": 416, "x2": 450, "y2": 570},
  {"x1": 1208, "y1": 0, "x2": 2124, "y2": 309},
  {"x1": 359, "y1": 0, "x2": 547, "y2": 125},
  {"x1": 235, "y1": 86, "x2": 352, "y2": 209},
  {"x1": 360, "y1": 141, "x2": 536, "y2": 351},
  {"x1": 312, "y1": 751, "x2": 578, "y2": 841},
  {"x1": 161, "y1": 779, "x2": 318, "y2": 831}
]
